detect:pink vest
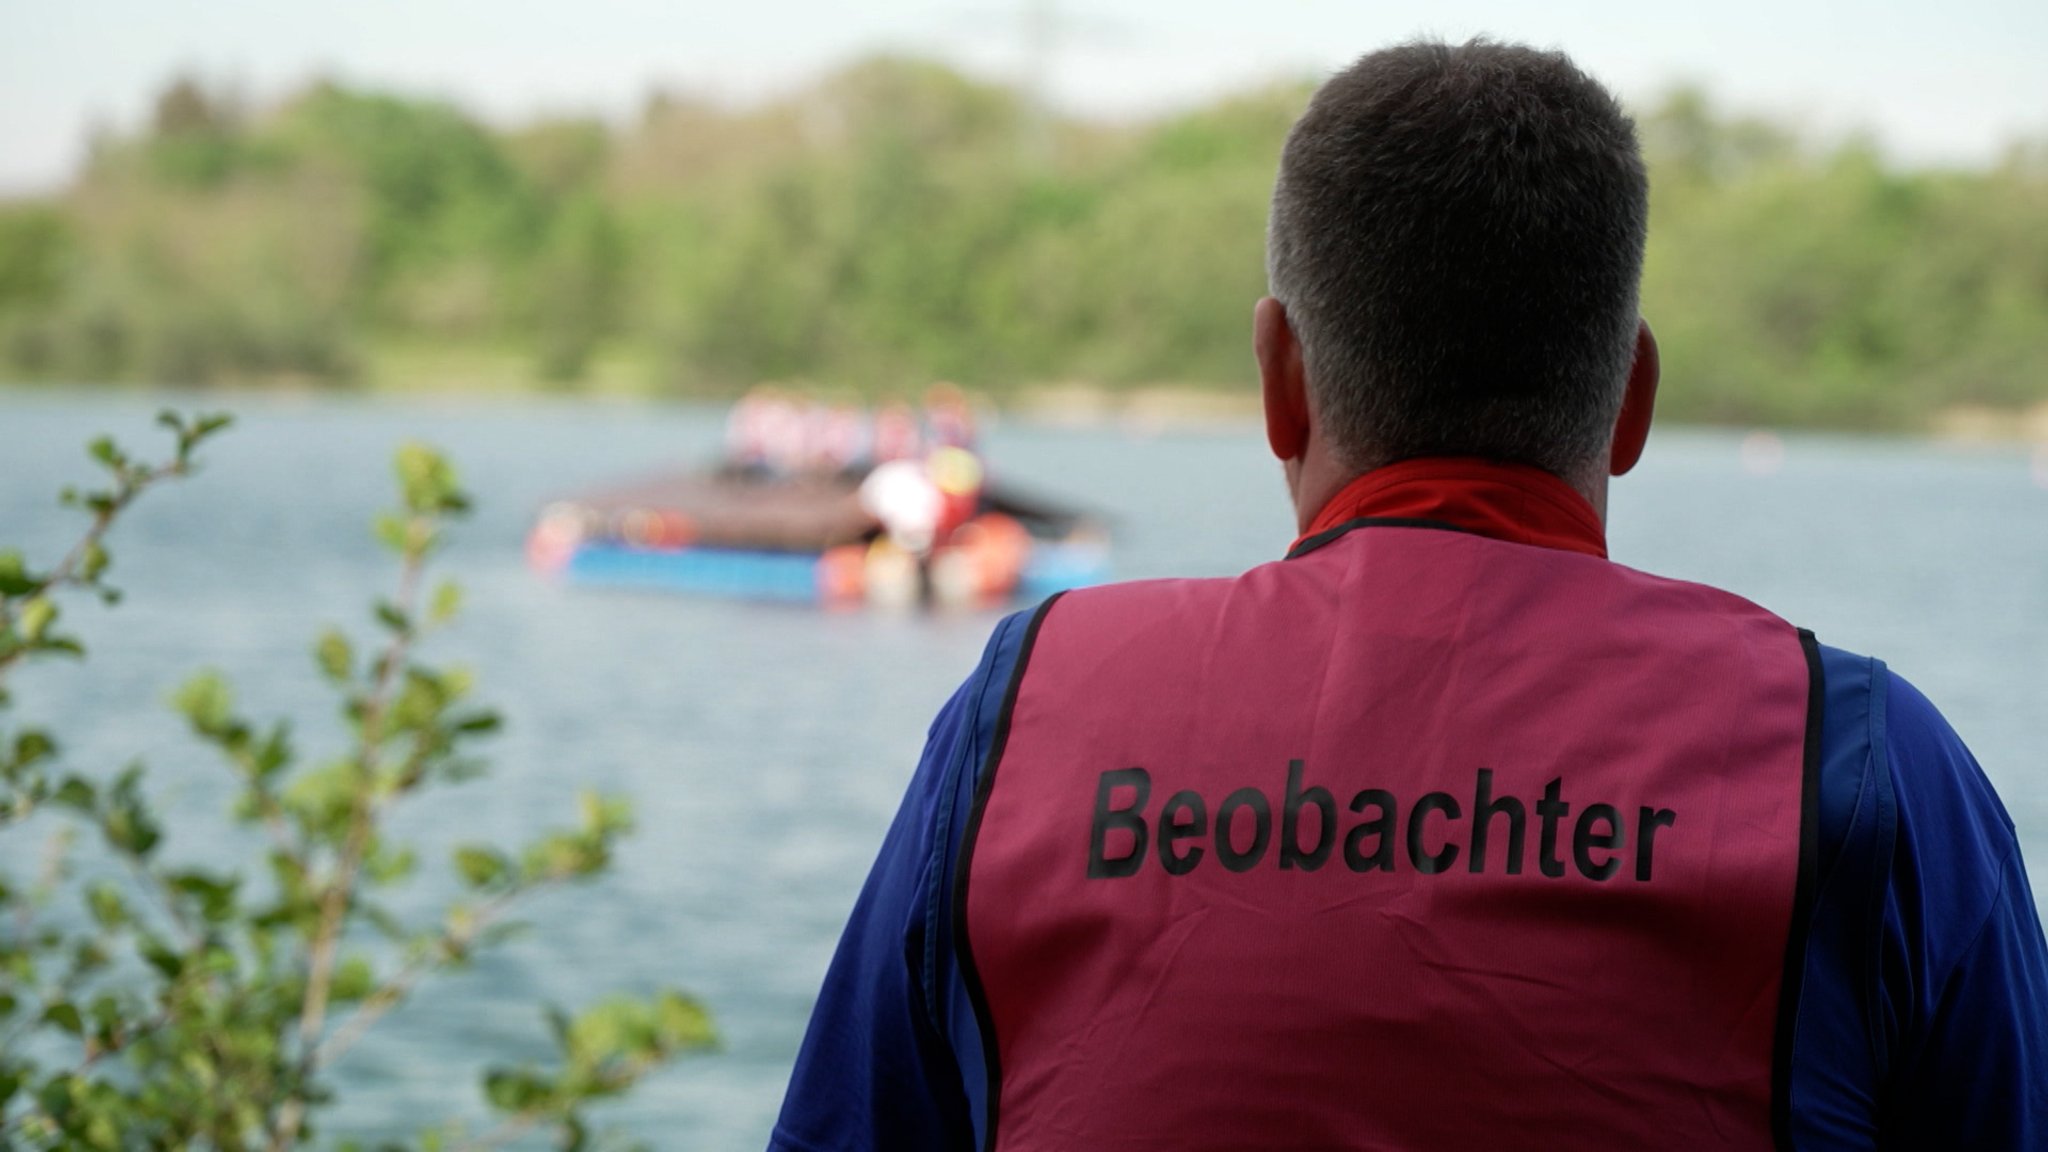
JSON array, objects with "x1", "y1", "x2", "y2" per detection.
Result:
[{"x1": 959, "y1": 523, "x2": 1816, "y2": 1150}]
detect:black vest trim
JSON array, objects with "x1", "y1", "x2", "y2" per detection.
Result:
[
  {"x1": 1772, "y1": 628, "x2": 1827, "y2": 1150},
  {"x1": 1285, "y1": 516, "x2": 1483, "y2": 560}
]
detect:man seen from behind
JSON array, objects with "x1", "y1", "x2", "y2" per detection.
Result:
[{"x1": 769, "y1": 38, "x2": 2048, "y2": 1151}]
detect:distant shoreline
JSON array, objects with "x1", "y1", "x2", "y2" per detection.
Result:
[
  {"x1": 6, "y1": 378, "x2": 2046, "y2": 444},
  {"x1": 1927, "y1": 403, "x2": 2048, "y2": 445}
]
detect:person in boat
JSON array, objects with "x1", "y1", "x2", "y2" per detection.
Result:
[
  {"x1": 723, "y1": 385, "x2": 777, "y2": 478},
  {"x1": 872, "y1": 398, "x2": 925, "y2": 466},
  {"x1": 923, "y1": 382, "x2": 978, "y2": 453},
  {"x1": 753, "y1": 390, "x2": 808, "y2": 479},
  {"x1": 857, "y1": 442, "x2": 990, "y2": 606},
  {"x1": 770, "y1": 39, "x2": 2048, "y2": 1151}
]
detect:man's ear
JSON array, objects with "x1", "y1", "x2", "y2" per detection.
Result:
[
  {"x1": 1257, "y1": 297, "x2": 1310, "y2": 462},
  {"x1": 1609, "y1": 318, "x2": 1659, "y2": 477}
]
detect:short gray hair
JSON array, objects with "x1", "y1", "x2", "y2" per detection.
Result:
[{"x1": 1267, "y1": 39, "x2": 1649, "y2": 480}]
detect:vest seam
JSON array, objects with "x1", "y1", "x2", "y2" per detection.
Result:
[{"x1": 1862, "y1": 657, "x2": 1896, "y2": 1085}]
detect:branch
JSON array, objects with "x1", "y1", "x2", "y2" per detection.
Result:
[
  {"x1": 270, "y1": 535, "x2": 428, "y2": 1152},
  {"x1": 0, "y1": 456, "x2": 188, "y2": 683},
  {"x1": 312, "y1": 888, "x2": 521, "y2": 1070},
  {"x1": 117, "y1": 851, "x2": 200, "y2": 951}
]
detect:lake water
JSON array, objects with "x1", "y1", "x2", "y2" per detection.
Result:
[{"x1": 3, "y1": 391, "x2": 2045, "y2": 1149}]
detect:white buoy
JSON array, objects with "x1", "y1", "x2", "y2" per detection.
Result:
[{"x1": 1740, "y1": 431, "x2": 1786, "y2": 476}]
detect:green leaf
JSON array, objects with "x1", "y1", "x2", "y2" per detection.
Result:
[
  {"x1": 654, "y1": 990, "x2": 719, "y2": 1051},
  {"x1": 140, "y1": 939, "x2": 184, "y2": 980},
  {"x1": 42, "y1": 1000, "x2": 83, "y2": 1035},
  {"x1": 171, "y1": 670, "x2": 234, "y2": 734},
  {"x1": 86, "y1": 993, "x2": 124, "y2": 1040},
  {"x1": 18, "y1": 597, "x2": 56, "y2": 643},
  {"x1": 363, "y1": 842, "x2": 417, "y2": 884},
  {"x1": 77, "y1": 541, "x2": 108, "y2": 583},
  {"x1": 374, "y1": 599, "x2": 411, "y2": 635},
  {"x1": 428, "y1": 580, "x2": 462, "y2": 625},
  {"x1": 331, "y1": 954, "x2": 376, "y2": 1003},
  {"x1": 167, "y1": 870, "x2": 239, "y2": 923},
  {"x1": 70, "y1": 938, "x2": 109, "y2": 975},
  {"x1": 14, "y1": 729, "x2": 57, "y2": 770},
  {"x1": 521, "y1": 832, "x2": 602, "y2": 882},
  {"x1": 50, "y1": 776, "x2": 95, "y2": 813},
  {"x1": 578, "y1": 791, "x2": 634, "y2": 837},
  {"x1": 453, "y1": 846, "x2": 511, "y2": 890},
  {"x1": 439, "y1": 664, "x2": 476, "y2": 700},
  {"x1": 483, "y1": 1068, "x2": 552, "y2": 1114},
  {"x1": 252, "y1": 722, "x2": 293, "y2": 779},
  {"x1": 566, "y1": 998, "x2": 628, "y2": 1062},
  {"x1": 395, "y1": 442, "x2": 469, "y2": 516},
  {"x1": 87, "y1": 436, "x2": 123, "y2": 469},
  {"x1": 86, "y1": 881, "x2": 127, "y2": 930},
  {"x1": 101, "y1": 780, "x2": 162, "y2": 859},
  {"x1": 0, "y1": 550, "x2": 35, "y2": 597},
  {"x1": 281, "y1": 759, "x2": 359, "y2": 837},
  {"x1": 315, "y1": 628, "x2": 353, "y2": 682},
  {"x1": 373, "y1": 512, "x2": 411, "y2": 554}
]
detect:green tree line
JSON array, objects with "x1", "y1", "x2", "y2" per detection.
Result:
[{"x1": 0, "y1": 58, "x2": 2043, "y2": 428}]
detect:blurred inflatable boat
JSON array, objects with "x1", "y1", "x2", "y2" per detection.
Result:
[{"x1": 526, "y1": 465, "x2": 1111, "y2": 609}]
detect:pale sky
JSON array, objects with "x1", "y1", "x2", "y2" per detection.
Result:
[{"x1": 2, "y1": 0, "x2": 2044, "y2": 194}]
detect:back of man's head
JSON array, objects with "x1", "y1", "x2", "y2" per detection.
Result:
[{"x1": 1267, "y1": 40, "x2": 1649, "y2": 483}]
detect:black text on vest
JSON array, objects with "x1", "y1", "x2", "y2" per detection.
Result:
[{"x1": 1086, "y1": 762, "x2": 1676, "y2": 883}]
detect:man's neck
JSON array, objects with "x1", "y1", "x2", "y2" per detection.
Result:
[
  {"x1": 1288, "y1": 443, "x2": 1360, "y2": 537},
  {"x1": 1295, "y1": 451, "x2": 1607, "y2": 534},
  {"x1": 1293, "y1": 457, "x2": 1610, "y2": 559}
]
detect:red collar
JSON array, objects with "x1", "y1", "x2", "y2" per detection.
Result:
[{"x1": 1293, "y1": 458, "x2": 1607, "y2": 559}]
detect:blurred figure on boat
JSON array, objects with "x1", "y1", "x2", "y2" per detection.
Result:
[
  {"x1": 926, "y1": 445, "x2": 985, "y2": 548},
  {"x1": 854, "y1": 437, "x2": 1001, "y2": 608},
  {"x1": 859, "y1": 458, "x2": 944, "y2": 557},
  {"x1": 816, "y1": 402, "x2": 872, "y2": 478},
  {"x1": 858, "y1": 456, "x2": 943, "y2": 609},
  {"x1": 772, "y1": 395, "x2": 818, "y2": 477},
  {"x1": 923, "y1": 382, "x2": 978, "y2": 453},
  {"x1": 724, "y1": 385, "x2": 780, "y2": 477},
  {"x1": 729, "y1": 387, "x2": 883, "y2": 480},
  {"x1": 872, "y1": 398, "x2": 925, "y2": 465},
  {"x1": 756, "y1": 389, "x2": 812, "y2": 479}
]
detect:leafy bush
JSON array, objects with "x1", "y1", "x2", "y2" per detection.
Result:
[{"x1": 0, "y1": 415, "x2": 710, "y2": 1150}]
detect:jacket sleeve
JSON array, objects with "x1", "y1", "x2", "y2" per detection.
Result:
[
  {"x1": 768, "y1": 611, "x2": 1034, "y2": 1152},
  {"x1": 1875, "y1": 670, "x2": 2048, "y2": 1149},
  {"x1": 1796, "y1": 650, "x2": 2048, "y2": 1147}
]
